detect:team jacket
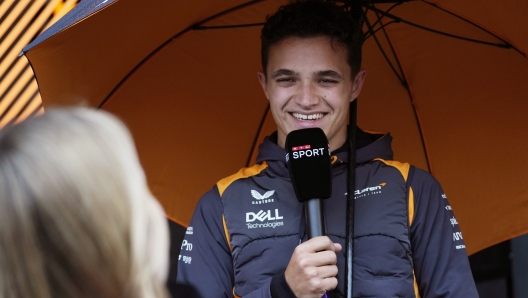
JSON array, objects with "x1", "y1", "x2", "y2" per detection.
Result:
[{"x1": 176, "y1": 129, "x2": 478, "y2": 298}]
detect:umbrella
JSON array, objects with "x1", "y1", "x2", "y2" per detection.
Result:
[{"x1": 22, "y1": 0, "x2": 528, "y2": 256}]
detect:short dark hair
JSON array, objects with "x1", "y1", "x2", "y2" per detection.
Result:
[{"x1": 261, "y1": 0, "x2": 363, "y2": 77}]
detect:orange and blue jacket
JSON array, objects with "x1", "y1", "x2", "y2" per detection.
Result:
[{"x1": 176, "y1": 129, "x2": 478, "y2": 298}]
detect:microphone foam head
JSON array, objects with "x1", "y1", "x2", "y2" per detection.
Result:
[{"x1": 285, "y1": 128, "x2": 332, "y2": 202}]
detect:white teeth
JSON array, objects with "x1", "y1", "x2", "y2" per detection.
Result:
[{"x1": 292, "y1": 113, "x2": 324, "y2": 120}]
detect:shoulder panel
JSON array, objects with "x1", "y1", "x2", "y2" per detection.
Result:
[
  {"x1": 374, "y1": 158, "x2": 410, "y2": 181},
  {"x1": 216, "y1": 162, "x2": 268, "y2": 196}
]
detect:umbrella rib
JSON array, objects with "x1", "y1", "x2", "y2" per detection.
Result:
[
  {"x1": 364, "y1": 2, "x2": 401, "y2": 35},
  {"x1": 98, "y1": 0, "x2": 265, "y2": 108},
  {"x1": 190, "y1": 0, "x2": 265, "y2": 28},
  {"x1": 246, "y1": 104, "x2": 270, "y2": 167},
  {"x1": 363, "y1": 20, "x2": 397, "y2": 41},
  {"x1": 366, "y1": 4, "x2": 512, "y2": 49},
  {"x1": 366, "y1": 9, "x2": 433, "y2": 173},
  {"x1": 363, "y1": 13, "x2": 405, "y2": 84},
  {"x1": 422, "y1": 0, "x2": 525, "y2": 58},
  {"x1": 372, "y1": 9, "x2": 408, "y2": 87}
]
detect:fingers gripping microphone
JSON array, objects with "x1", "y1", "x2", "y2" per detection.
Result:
[{"x1": 285, "y1": 128, "x2": 332, "y2": 239}]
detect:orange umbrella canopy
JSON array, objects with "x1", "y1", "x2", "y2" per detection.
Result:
[{"x1": 23, "y1": 0, "x2": 528, "y2": 255}]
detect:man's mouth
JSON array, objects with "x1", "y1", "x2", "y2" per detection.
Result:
[{"x1": 291, "y1": 113, "x2": 324, "y2": 121}]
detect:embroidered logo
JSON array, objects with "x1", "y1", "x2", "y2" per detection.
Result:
[
  {"x1": 354, "y1": 183, "x2": 386, "y2": 199},
  {"x1": 251, "y1": 190, "x2": 275, "y2": 204}
]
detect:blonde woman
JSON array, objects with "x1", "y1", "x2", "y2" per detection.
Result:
[{"x1": 0, "y1": 108, "x2": 170, "y2": 298}]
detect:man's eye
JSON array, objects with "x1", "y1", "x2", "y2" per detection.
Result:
[
  {"x1": 319, "y1": 79, "x2": 338, "y2": 84},
  {"x1": 276, "y1": 78, "x2": 295, "y2": 83}
]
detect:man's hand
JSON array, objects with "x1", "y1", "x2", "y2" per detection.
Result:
[{"x1": 284, "y1": 236, "x2": 342, "y2": 298}]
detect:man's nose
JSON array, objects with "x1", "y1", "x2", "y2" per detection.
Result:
[{"x1": 295, "y1": 82, "x2": 319, "y2": 107}]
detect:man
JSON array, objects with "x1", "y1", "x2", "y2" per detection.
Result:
[{"x1": 176, "y1": 1, "x2": 478, "y2": 297}]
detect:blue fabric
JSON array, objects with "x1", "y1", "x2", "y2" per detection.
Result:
[{"x1": 22, "y1": 0, "x2": 116, "y2": 53}]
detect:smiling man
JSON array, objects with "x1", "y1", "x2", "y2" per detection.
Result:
[
  {"x1": 257, "y1": 35, "x2": 365, "y2": 151},
  {"x1": 176, "y1": 1, "x2": 478, "y2": 297}
]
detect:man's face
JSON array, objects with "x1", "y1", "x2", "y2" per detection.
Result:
[{"x1": 258, "y1": 36, "x2": 366, "y2": 150}]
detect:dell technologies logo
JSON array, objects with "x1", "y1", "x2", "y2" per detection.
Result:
[
  {"x1": 246, "y1": 209, "x2": 284, "y2": 229},
  {"x1": 246, "y1": 209, "x2": 283, "y2": 222}
]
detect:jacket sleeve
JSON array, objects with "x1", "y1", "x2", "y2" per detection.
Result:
[
  {"x1": 410, "y1": 168, "x2": 479, "y2": 298},
  {"x1": 175, "y1": 186, "x2": 274, "y2": 298},
  {"x1": 175, "y1": 186, "x2": 235, "y2": 298}
]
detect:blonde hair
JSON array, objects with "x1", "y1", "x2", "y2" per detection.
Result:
[{"x1": 0, "y1": 108, "x2": 169, "y2": 298}]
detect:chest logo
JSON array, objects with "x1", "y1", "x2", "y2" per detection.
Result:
[
  {"x1": 246, "y1": 209, "x2": 283, "y2": 222},
  {"x1": 354, "y1": 183, "x2": 386, "y2": 199},
  {"x1": 251, "y1": 190, "x2": 275, "y2": 204},
  {"x1": 246, "y1": 209, "x2": 285, "y2": 229}
]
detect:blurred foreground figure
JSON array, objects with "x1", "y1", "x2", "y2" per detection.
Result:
[{"x1": 0, "y1": 108, "x2": 170, "y2": 298}]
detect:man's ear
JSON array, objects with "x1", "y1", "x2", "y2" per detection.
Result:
[
  {"x1": 350, "y1": 69, "x2": 367, "y2": 101},
  {"x1": 257, "y1": 71, "x2": 269, "y2": 100}
]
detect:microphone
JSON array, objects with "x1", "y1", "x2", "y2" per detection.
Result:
[{"x1": 285, "y1": 128, "x2": 332, "y2": 238}]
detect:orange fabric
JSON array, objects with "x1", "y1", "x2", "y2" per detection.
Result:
[
  {"x1": 222, "y1": 215, "x2": 232, "y2": 251},
  {"x1": 218, "y1": 163, "x2": 268, "y2": 252},
  {"x1": 409, "y1": 187, "x2": 415, "y2": 226},
  {"x1": 217, "y1": 162, "x2": 268, "y2": 196},
  {"x1": 233, "y1": 289, "x2": 241, "y2": 298},
  {"x1": 413, "y1": 270, "x2": 421, "y2": 298},
  {"x1": 374, "y1": 159, "x2": 411, "y2": 182}
]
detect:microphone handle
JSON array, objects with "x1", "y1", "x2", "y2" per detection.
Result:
[
  {"x1": 305, "y1": 199, "x2": 329, "y2": 298},
  {"x1": 305, "y1": 198, "x2": 325, "y2": 238}
]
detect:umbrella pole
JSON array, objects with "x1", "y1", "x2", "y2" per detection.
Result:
[{"x1": 345, "y1": 99, "x2": 357, "y2": 298}]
